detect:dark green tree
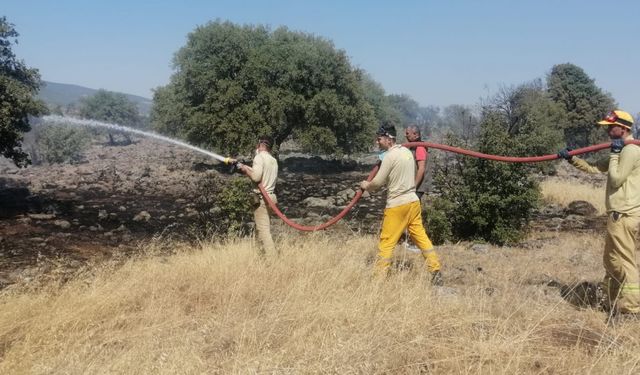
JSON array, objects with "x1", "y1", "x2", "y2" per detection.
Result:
[
  {"x1": 79, "y1": 89, "x2": 142, "y2": 145},
  {"x1": 547, "y1": 63, "x2": 615, "y2": 147},
  {"x1": 79, "y1": 89, "x2": 141, "y2": 127},
  {"x1": 151, "y1": 21, "x2": 376, "y2": 155},
  {"x1": 0, "y1": 17, "x2": 47, "y2": 167},
  {"x1": 428, "y1": 84, "x2": 559, "y2": 245},
  {"x1": 432, "y1": 112, "x2": 540, "y2": 245}
]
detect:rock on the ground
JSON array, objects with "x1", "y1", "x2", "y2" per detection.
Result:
[
  {"x1": 538, "y1": 204, "x2": 563, "y2": 217},
  {"x1": 302, "y1": 197, "x2": 335, "y2": 208},
  {"x1": 470, "y1": 243, "x2": 490, "y2": 254},
  {"x1": 28, "y1": 213, "x2": 56, "y2": 220},
  {"x1": 53, "y1": 220, "x2": 71, "y2": 229},
  {"x1": 565, "y1": 200, "x2": 597, "y2": 217},
  {"x1": 133, "y1": 211, "x2": 151, "y2": 222}
]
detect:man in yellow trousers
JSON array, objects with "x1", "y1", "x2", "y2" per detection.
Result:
[
  {"x1": 360, "y1": 123, "x2": 443, "y2": 285},
  {"x1": 558, "y1": 110, "x2": 640, "y2": 320}
]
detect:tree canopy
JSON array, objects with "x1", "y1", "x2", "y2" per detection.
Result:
[
  {"x1": 483, "y1": 81, "x2": 565, "y2": 161},
  {"x1": 0, "y1": 16, "x2": 47, "y2": 167},
  {"x1": 151, "y1": 21, "x2": 377, "y2": 155},
  {"x1": 78, "y1": 89, "x2": 143, "y2": 145},
  {"x1": 547, "y1": 63, "x2": 615, "y2": 147},
  {"x1": 78, "y1": 89, "x2": 141, "y2": 127},
  {"x1": 427, "y1": 82, "x2": 564, "y2": 245}
]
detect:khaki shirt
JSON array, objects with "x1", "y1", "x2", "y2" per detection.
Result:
[
  {"x1": 249, "y1": 150, "x2": 278, "y2": 196},
  {"x1": 570, "y1": 135, "x2": 640, "y2": 214},
  {"x1": 368, "y1": 144, "x2": 419, "y2": 208}
]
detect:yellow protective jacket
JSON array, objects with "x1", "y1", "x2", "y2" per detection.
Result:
[{"x1": 570, "y1": 135, "x2": 640, "y2": 215}]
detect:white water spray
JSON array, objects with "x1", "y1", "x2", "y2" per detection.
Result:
[{"x1": 41, "y1": 115, "x2": 230, "y2": 163}]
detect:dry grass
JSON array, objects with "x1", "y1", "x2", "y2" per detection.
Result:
[
  {"x1": 1, "y1": 230, "x2": 639, "y2": 374},
  {"x1": 540, "y1": 177, "x2": 606, "y2": 215}
]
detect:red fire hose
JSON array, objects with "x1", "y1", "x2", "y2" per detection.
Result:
[
  {"x1": 255, "y1": 139, "x2": 639, "y2": 231},
  {"x1": 257, "y1": 164, "x2": 379, "y2": 231}
]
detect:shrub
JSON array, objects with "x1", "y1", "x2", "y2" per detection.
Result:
[
  {"x1": 193, "y1": 173, "x2": 255, "y2": 236},
  {"x1": 422, "y1": 197, "x2": 453, "y2": 246},
  {"x1": 32, "y1": 124, "x2": 91, "y2": 164},
  {"x1": 431, "y1": 114, "x2": 540, "y2": 245}
]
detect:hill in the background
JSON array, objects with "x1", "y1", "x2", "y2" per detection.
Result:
[{"x1": 38, "y1": 81, "x2": 152, "y2": 116}]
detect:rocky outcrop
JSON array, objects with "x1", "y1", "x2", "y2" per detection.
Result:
[
  {"x1": 532, "y1": 200, "x2": 606, "y2": 232},
  {"x1": 565, "y1": 200, "x2": 597, "y2": 217}
]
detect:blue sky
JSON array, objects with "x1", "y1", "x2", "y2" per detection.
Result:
[{"x1": 4, "y1": 1, "x2": 640, "y2": 114}]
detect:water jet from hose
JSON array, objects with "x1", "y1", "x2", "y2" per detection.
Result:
[{"x1": 41, "y1": 115, "x2": 233, "y2": 164}]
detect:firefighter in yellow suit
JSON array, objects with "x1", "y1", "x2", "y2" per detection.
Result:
[
  {"x1": 559, "y1": 110, "x2": 640, "y2": 317},
  {"x1": 360, "y1": 123, "x2": 443, "y2": 285}
]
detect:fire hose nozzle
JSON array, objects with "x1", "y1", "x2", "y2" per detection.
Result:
[
  {"x1": 228, "y1": 159, "x2": 248, "y2": 174},
  {"x1": 223, "y1": 157, "x2": 242, "y2": 167}
]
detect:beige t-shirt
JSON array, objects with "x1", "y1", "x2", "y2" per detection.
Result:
[
  {"x1": 570, "y1": 135, "x2": 640, "y2": 215},
  {"x1": 367, "y1": 144, "x2": 419, "y2": 208},
  {"x1": 249, "y1": 150, "x2": 278, "y2": 196}
]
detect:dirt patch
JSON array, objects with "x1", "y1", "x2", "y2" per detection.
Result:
[{"x1": 0, "y1": 138, "x2": 385, "y2": 287}]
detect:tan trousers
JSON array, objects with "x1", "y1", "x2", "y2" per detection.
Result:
[
  {"x1": 603, "y1": 212, "x2": 640, "y2": 314},
  {"x1": 254, "y1": 193, "x2": 277, "y2": 256}
]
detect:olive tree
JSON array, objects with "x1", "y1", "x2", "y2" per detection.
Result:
[{"x1": 151, "y1": 21, "x2": 377, "y2": 155}]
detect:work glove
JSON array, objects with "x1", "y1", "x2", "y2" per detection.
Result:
[
  {"x1": 611, "y1": 139, "x2": 625, "y2": 154},
  {"x1": 557, "y1": 147, "x2": 573, "y2": 161},
  {"x1": 231, "y1": 162, "x2": 249, "y2": 175}
]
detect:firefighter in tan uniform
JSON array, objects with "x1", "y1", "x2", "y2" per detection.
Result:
[
  {"x1": 558, "y1": 110, "x2": 640, "y2": 317},
  {"x1": 235, "y1": 136, "x2": 278, "y2": 256},
  {"x1": 360, "y1": 124, "x2": 443, "y2": 285}
]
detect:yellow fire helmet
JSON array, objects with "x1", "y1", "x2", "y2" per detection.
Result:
[{"x1": 598, "y1": 110, "x2": 635, "y2": 129}]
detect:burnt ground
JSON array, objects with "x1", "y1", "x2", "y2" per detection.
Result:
[
  {"x1": 0, "y1": 138, "x2": 607, "y2": 289},
  {"x1": 0, "y1": 138, "x2": 387, "y2": 287}
]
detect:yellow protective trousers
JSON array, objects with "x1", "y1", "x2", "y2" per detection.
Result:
[
  {"x1": 254, "y1": 194, "x2": 277, "y2": 256},
  {"x1": 602, "y1": 212, "x2": 640, "y2": 314},
  {"x1": 375, "y1": 200, "x2": 440, "y2": 277}
]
